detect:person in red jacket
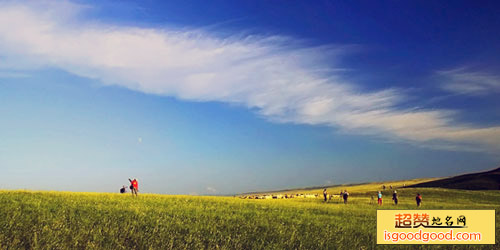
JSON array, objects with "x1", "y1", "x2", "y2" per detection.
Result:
[{"x1": 129, "y1": 178, "x2": 139, "y2": 197}]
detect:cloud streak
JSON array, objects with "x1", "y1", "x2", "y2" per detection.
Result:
[
  {"x1": 439, "y1": 68, "x2": 500, "y2": 96},
  {"x1": 0, "y1": 1, "x2": 499, "y2": 153}
]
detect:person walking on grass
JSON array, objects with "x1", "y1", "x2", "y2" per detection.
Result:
[
  {"x1": 377, "y1": 191, "x2": 383, "y2": 206},
  {"x1": 416, "y1": 193, "x2": 422, "y2": 207},
  {"x1": 129, "y1": 178, "x2": 139, "y2": 197},
  {"x1": 342, "y1": 190, "x2": 349, "y2": 204},
  {"x1": 392, "y1": 190, "x2": 398, "y2": 205},
  {"x1": 323, "y1": 189, "x2": 328, "y2": 202}
]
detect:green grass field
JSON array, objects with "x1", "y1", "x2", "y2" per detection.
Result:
[{"x1": 1, "y1": 186, "x2": 499, "y2": 249}]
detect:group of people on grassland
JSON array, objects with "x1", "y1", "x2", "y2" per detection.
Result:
[
  {"x1": 374, "y1": 189, "x2": 422, "y2": 207},
  {"x1": 240, "y1": 187, "x2": 423, "y2": 206},
  {"x1": 121, "y1": 179, "x2": 424, "y2": 206},
  {"x1": 119, "y1": 178, "x2": 139, "y2": 197},
  {"x1": 322, "y1": 187, "x2": 423, "y2": 207},
  {"x1": 323, "y1": 189, "x2": 350, "y2": 204}
]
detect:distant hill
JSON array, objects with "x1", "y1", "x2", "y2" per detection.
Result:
[
  {"x1": 242, "y1": 178, "x2": 438, "y2": 196},
  {"x1": 241, "y1": 166, "x2": 500, "y2": 196},
  {"x1": 407, "y1": 167, "x2": 500, "y2": 190}
]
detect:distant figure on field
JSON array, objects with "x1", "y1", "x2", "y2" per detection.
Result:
[
  {"x1": 377, "y1": 191, "x2": 383, "y2": 205},
  {"x1": 129, "y1": 178, "x2": 139, "y2": 197},
  {"x1": 323, "y1": 189, "x2": 328, "y2": 202},
  {"x1": 120, "y1": 185, "x2": 127, "y2": 194},
  {"x1": 342, "y1": 190, "x2": 349, "y2": 204},
  {"x1": 392, "y1": 190, "x2": 398, "y2": 205},
  {"x1": 382, "y1": 185, "x2": 386, "y2": 190},
  {"x1": 390, "y1": 185, "x2": 393, "y2": 189},
  {"x1": 416, "y1": 193, "x2": 422, "y2": 207}
]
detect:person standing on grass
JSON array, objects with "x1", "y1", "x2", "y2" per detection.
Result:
[
  {"x1": 392, "y1": 190, "x2": 398, "y2": 205},
  {"x1": 377, "y1": 191, "x2": 383, "y2": 206},
  {"x1": 342, "y1": 190, "x2": 349, "y2": 204},
  {"x1": 129, "y1": 178, "x2": 139, "y2": 197},
  {"x1": 416, "y1": 193, "x2": 422, "y2": 207},
  {"x1": 323, "y1": 189, "x2": 328, "y2": 202}
]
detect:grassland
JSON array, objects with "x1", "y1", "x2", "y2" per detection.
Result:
[{"x1": 1, "y1": 185, "x2": 499, "y2": 249}]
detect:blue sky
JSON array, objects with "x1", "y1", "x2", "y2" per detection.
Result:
[{"x1": 0, "y1": 0, "x2": 499, "y2": 194}]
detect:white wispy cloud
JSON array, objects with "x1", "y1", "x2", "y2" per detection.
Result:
[
  {"x1": 438, "y1": 68, "x2": 500, "y2": 95},
  {"x1": 206, "y1": 186, "x2": 217, "y2": 193},
  {"x1": 0, "y1": 1, "x2": 499, "y2": 152}
]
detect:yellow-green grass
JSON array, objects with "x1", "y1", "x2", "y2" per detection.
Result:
[{"x1": 1, "y1": 188, "x2": 499, "y2": 249}]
